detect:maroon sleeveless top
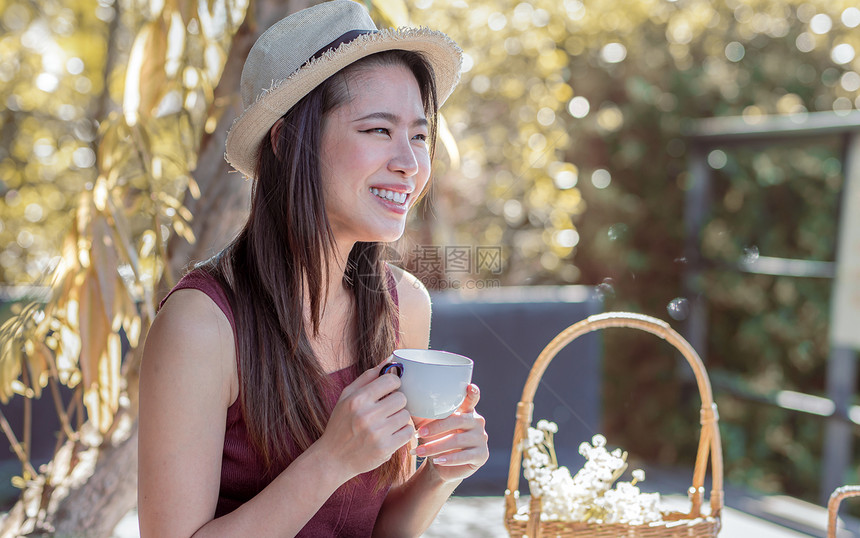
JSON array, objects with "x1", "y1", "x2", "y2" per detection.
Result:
[{"x1": 159, "y1": 267, "x2": 400, "y2": 537}]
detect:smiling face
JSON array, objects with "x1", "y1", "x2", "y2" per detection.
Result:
[{"x1": 319, "y1": 63, "x2": 432, "y2": 246}]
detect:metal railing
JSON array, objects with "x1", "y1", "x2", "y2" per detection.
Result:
[{"x1": 683, "y1": 110, "x2": 860, "y2": 504}]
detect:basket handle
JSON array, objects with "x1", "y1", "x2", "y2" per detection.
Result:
[
  {"x1": 828, "y1": 486, "x2": 860, "y2": 537},
  {"x1": 504, "y1": 312, "x2": 724, "y2": 525}
]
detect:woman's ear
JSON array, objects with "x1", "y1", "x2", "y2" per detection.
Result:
[{"x1": 269, "y1": 117, "x2": 285, "y2": 156}]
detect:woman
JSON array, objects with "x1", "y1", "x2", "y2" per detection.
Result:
[{"x1": 137, "y1": 1, "x2": 489, "y2": 536}]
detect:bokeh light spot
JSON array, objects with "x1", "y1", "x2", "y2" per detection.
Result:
[
  {"x1": 72, "y1": 147, "x2": 96, "y2": 168},
  {"x1": 810, "y1": 13, "x2": 832, "y2": 34},
  {"x1": 841, "y1": 72, "x2": 860, "y2": 92},
  {"x1": 725, "y1": 41, "x2": 745, "y2": 62},
  {"x1": 460, "y1": 53, "x2": 474, "y2": 73},
  {"x1": 553, "y1": 168, "x2": 578, "y2": 190},
  {"x1": 35, "y1": 73, "x2": 59, "y2": 93},
  {"x1": 470, "y1": 75, "x2": 491, "y2": 94},
  {"x1": 17, "y1": 230, "x2": 34, "y2": 249},
  {"x1": 833, "y1": 97, "x2": 853, "y2": 116},
  {"x1": 831, "y1": 43, "x2": 855, "y2": 65},
  {"x1": 601, "y1": 43, "x2": 627, "y2": 64},
  {"x1": 596, "y1": 103, "x2": 623, "y2": 132},
  {"x1": 708, "y1": 150, "x2": 728, "y2": 169},
  {"x1": 555, "y1": 228, "x2": 580, "y2": 248},
  {"x1": 795, "y1": 32, "x2": 815, "y2": 53},
  {"x1": 24, "y1": 203, "x2": 43, "y2": 223},
  {"x1": 537, "y1": 107, "x2": 556, "y2": 126},
  {"x1": 66, "y1": 57, "x2": 84, "y2": 75},
  {"x1": 488, "y1": 12, "x2": 507, "y2": 31},
  {"x1": 843, "y1": 7, "x2": 860, "y2": 28},
  {"x1": 591, "y1": 169, "x2": 611, "y2": 189},
  {"x1": 567, "y1": 96, "x2": 590, "y2": 118}
]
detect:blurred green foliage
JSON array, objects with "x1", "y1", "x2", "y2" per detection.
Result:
[{"x1": 405, "y1": 0, "x2": 860, "y2": 505}]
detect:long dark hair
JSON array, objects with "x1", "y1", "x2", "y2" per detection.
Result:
[{"x1": 202, "y1": 50, "x2": 439, "y2": 489}]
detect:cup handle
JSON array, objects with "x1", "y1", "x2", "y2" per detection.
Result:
[{"x1": 380, "y1": 362, "x2": 403, "y2": 377}]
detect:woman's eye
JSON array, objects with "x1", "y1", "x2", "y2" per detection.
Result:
[
  {"x1": 413, "y1": 133, "x2": 427, "y2": 142},
  {"x1": 363, "y1": 127, "x2": 390, "y2": 135}
]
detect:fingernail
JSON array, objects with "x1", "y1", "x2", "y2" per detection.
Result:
[
  {"x1": 469, "y1": 385, "x2": 478, "y2": 393},
  {"x1": 418, "y1": 427, "x2": 429, "y2": 437},
  {"x1": 433, "y1": 457, "x2": 446, "y2": 464},
  {"x1": 409, "y1": 448, "x2": 416, "y2": 455},
  {"x1": 415, "y1": 446, "x2": 426, "y2": 457}
]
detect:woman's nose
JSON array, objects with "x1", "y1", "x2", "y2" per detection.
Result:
[{"x1": 388, "y1": 137, "x2": 420, "y2": 177}]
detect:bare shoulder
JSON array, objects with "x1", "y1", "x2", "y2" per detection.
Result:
[
  {"x1": 138, "y1": 288, "x2": 237, "y2": 535},
  {"x1": 143, "y1": 288, "x2": 237, "y2": 403},
  {"x1": 387, "y1": 264, "x2": 431, "y2": 349}
]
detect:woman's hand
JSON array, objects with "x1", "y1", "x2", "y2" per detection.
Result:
[
  {"x1": 412, "y1": 384, "x2": 488, "y2": 483},
  {"x1": 317, "y1": 364, "x2": 414, "y2": 480}
]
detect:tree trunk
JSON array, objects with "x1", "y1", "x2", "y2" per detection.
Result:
[
  {"x1": 0, "y1": 1, "x2": 320, "y2": 536},
  {"x1": 165, "y1": 0, "x2": 318, "y2": 275}
]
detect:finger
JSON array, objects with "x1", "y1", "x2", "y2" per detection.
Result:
[
  {"x1": 418, "y1": 410, "x2": 485, "y2": 440},
  {"x1": 458, "y1": 384, "x2": 480, "y2": 413},
  {"x1": 340, "y1": 365, "x2": 388, "y2": 398},
  {"x1": 376, "y1": 390, "x2": 408, "y2": 420},
  {"x1": 343, "y1": 370, "x2": 401, "y2": 402},
  {"x1": 429, "y1": 446, "x2": 488, "y2": 467},
  {"x1": 415, "y1": 428, "x2": 484, "y2": 458}
]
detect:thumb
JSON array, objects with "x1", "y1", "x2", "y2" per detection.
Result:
[{"x1": 457, "y1": 384, "x2": 480, "y2": 413}]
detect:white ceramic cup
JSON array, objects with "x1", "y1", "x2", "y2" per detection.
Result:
[{"x1": 380, "y1": 348, "x2": 473, "y2": 419}]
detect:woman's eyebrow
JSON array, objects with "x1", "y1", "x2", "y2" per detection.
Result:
[{"x1": 353, "y1": 111, "x2": 428, "y2": 128}]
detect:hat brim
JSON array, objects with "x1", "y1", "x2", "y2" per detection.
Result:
[{"x1": 225, "y1": 27, "x2": 462, "y2": 179}]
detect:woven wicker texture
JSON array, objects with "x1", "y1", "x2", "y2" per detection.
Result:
[
  {"x1": 828, "y1": 485, "x2": 860, "y2": 537},
  {"x1": 504, "y1": 312, "x2": 723, "y2": 537}
]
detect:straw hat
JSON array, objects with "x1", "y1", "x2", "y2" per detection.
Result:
[{"x1": 224, "y1": 0, "x2": 463, "y2": 179}]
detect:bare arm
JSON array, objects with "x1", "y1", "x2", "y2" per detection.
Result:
[
  {"x1": 138, "y1": 289, "x2": 413, "y2": 537},
  {"x1": 372, "y1": 267, "x2": 489, "y2": 537}
]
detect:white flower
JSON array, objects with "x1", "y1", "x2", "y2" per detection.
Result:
[{"x1": 522, "y1": 423, "x2": 665, "y2": 524}]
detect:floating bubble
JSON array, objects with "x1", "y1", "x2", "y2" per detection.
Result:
[
  {"x1": 742, "y1": 245, "x2": 760, "y2": 264},
  {"x1": 667, "y1": 298, "x2": 690, "y2": 320},
  {"x1": 593, "y1": 278, "x2": 616, "y2": 302},
  {"x1": 608, "y1": 223, "x2": 628, "y2": 241}
]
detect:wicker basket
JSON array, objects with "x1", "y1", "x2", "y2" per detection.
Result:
[
  {"x1": 504, "y1": 312, "x2": 723, "y2": 537},
  {"x1": 828, "y1": 485, "x2": 860, "y2": 537}
]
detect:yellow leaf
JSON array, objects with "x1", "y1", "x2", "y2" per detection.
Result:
[
  {"x1": 124, "y1": 20, "x2": 169, "y2": 125},
  {"x1": 438, "y1": 114, "x2": 460, "y2": 169},
  {"x1": 172, "y1": 217, "x2": 196, "y2": 244},
  {"x1": 187, "y1": 176, "x2": 201, "y2": 199},
  {"x1": 125, "y1": 315, "x2": 142, "y2": 348},
  {"x1": 91, "y1": 219, "x2": 119, "y2": 325},
  {"x1": 0, "y1": 339, "x2": 22, "y2": 403},
  {"x1": 371, "y1": 0, "x2": 410, "y2": 26},
  {"x1": 78, "y1": 269, "x2": 110, "y2": 392}
]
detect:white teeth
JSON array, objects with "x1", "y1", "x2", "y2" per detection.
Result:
[{"x1": 370, "y1": 188, "x2": 407, "y2": 204}]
